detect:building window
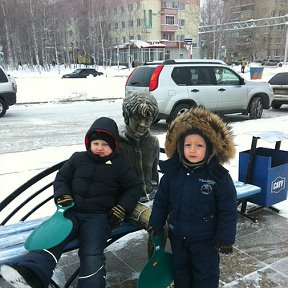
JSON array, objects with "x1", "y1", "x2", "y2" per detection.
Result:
[
  {"x1": 136, "y1": 1, "x2": 141, "y2": 9},
  {"x1": 163, "y1": 1, "x2": 178, "y2": 8},
  {"x1": 128, "y1": 4, "x2": 133, "y2": 11},
  {"x1": 166, "y1": 15, "x2": 175, "y2": 25},
  {"x1": 165, "y1": 50, "x2": 170, "y2": 60},
  {"x1": 122, "y1": 21, "x2": 125, "y2": 29},
  {"x1": 144, "y1": 10, "x2": 152, "y2": 28},
  {"x1": 178, "y1": 19, "x2": 185, "y2": 27},
  {"x1": 178, "y1": 3, "x2": 185, "y2": 10},
  {"x1": 121, "y1": 6, "x2": 124, "y2": 13},
  {"x1": 275, "y1": 38, "x2": 281, "y2": 44},
  {"x1": 128, "y1": 20, "x2": 134, "y2": 27},
  {"x1": 148, "y1": 10, "x2": 152, "y2": 28},
  {"x1": 163, "y1": 33, "x2": 172, "y2": 41},
  {"x1": 114, "y1": 22, "x2": 118, "y2": 29},
  {"x1": 137, "y1": 19, "x2": 141, "y2": 27},
  {"x1": 176, "y1": 34, "x2": 185, "y2": 41}
]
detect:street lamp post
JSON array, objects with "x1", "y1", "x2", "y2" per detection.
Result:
[
  {"x1": 178, "y1": 8, "x2": 182, "y2": 58},
  {"x1": 178, "y1": 31, "x2": 181, "y2": 58}
]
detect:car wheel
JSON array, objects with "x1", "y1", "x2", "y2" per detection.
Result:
[
  {"x1": 272, "y1": 102, "x2": 282, "y2": 109},
  {"x1": 0, "y1": 98, "x2": 7, "y2": 117},
  {"x1": 249, "y1": 96, "x2": 263, "y2": 119},
  {"x1": 170, "y1": 103, "x2": 192, "y2": 122}
]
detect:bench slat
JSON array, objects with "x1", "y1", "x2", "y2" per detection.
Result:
[
  {"x1": 234, "y1": 181, "x2": 261, "y2": 199},
  {"x1": 0, "y1": 221, "x2": 141, "y2": 265}
]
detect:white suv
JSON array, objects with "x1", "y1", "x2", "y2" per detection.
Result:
[
  {"x1": 0, "y1": 66, "x2": 17, "y2": 117},
  {"x1": 125, "y1": 59, "x2": 274, "y2": 123}
]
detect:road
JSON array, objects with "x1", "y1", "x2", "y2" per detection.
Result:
[
  {"x1": 1, "y1": 100, "x2": 287, "y2": 154},
  {"x1": 1, "y1": 99, "x2": 124, "y2": 154}
]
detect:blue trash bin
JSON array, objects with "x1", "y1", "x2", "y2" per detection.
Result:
[
  {"x1": 250, "y1": 67, "x2": 264, "y2": 80},
  {"x1": 239, "y1": 147, "x2": 288, "y2": 207}
]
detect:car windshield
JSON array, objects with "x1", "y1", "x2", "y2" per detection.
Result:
[
  {"x1": 268, "y1": 73, "x2": 288, "y2": 85},
  {"x1": 73, "y1": 69, "x2": 82, "y2": 74}
]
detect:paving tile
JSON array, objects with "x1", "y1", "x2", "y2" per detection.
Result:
[
  {"x1": 106, "y1": 230, "x2": 149, "y2": 273},
  {"x1": 269, "y1": 257, "x2": 288, "y2": 277},
  {"x1": 235, "y1": 228, "x2": 288, "y2": 265},
  {"x1": 222, "y1": 267, "x2": 288, "y2": 287},
  {"x1": 237, "y1": 207, "x2": 288, "y2": 239},
  {"x1": 220, "y1": 248, "x2": 266, "y2": 284}
]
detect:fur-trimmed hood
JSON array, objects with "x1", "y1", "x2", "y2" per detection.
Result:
[{"x1": 165, "y1": 107, "x2": 236, "y2": 164}]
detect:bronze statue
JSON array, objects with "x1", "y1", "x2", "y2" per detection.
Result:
[
  {"x1": 120, "y1": 91, "x2": 167, "y2": 256},
  {"x1": 119, "y1": 91, "x2": 159, "y2": 203}
]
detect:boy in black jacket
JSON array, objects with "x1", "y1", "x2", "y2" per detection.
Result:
[{"x1": 1, "y1": 117, "x2": 142, "y2": 288}]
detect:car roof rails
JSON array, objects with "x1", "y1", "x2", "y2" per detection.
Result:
[
  {"x1": 143, "y1": 60, "x2": 164, "y2": 65},
  {"x1": 162, "y1": 59, "x2": 227, "y2": 65},
  {"x1": 143, "y1": 59, "x2": 227, "y2": 66}
]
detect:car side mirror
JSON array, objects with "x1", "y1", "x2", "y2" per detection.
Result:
[{"x1": 240, "y1": 78, "x2": 245, "y2": 85}]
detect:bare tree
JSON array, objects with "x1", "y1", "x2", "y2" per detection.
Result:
[
  {"x1": 0, "y1": 0, "x2": 115, "y2": 68},
  {"x1": 0, "y1": 0, "x2": 14, "y2": 68},
  {"x1": 200, "y1": 0, "x2": 226, "y2": 59}
]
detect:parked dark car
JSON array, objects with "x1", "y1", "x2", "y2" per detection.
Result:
[
  {"x1": 268, "y1": 72, "x2": 288, "y2": 109},
  {"x1": 62, "y1": 68, "x2": 103, "y2": 78}
]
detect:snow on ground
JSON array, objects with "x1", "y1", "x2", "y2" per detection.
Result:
[
  {"x1": 11, "y1": 65, "x2": 129, "y2": 104},
  {"x1": 1, "y1": 63, "x2": 288, "y2": 223}
]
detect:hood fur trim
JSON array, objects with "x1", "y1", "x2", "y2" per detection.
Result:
[{"x1": 165, "y1": 107, "x2": 236, "y2": 163}]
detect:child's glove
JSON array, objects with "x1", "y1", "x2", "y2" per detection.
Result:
[
  {"x1": 147, "y1": 226, "x2": 165, "y2": 258},
  {"x1": 216, "y1": 244, "x2": 233, "y2": 254},
  {"x1": 109, "y1": 205, "x2": 126, "y2": 228},
  {"x1": 147, "y1": 226, "x2": 163, "y2": 237},
  {"x1": 55, "y1": 194, "x2": 73, "y2": 207}
]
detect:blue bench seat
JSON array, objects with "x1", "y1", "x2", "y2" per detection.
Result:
[{"x1": 234, "y1": 181, "x2": 261, "y2": 222}]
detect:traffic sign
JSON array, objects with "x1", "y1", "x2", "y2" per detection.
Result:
[{"x1": 184, "y1": 38, "x2": 192, "y2": 44}]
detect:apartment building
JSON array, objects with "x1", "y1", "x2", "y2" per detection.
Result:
[
  {"x1": 222, "y1": 0, "x2": 288, "y2": 62},
  {"x1": 110, "y1": 0, "x2": 200, "y2": 65}
]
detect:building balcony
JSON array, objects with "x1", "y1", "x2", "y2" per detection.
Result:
[
  {"x1": 162, "y1": 8, "x2": 178, "y2": 16},
  {"x1": 161, "y1": 24, "x2": 178, "y2": 32}
]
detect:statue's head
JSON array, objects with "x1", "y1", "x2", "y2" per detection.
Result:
[{"x1": 122, "y1": 91, "x2": 159, "y2": 127}]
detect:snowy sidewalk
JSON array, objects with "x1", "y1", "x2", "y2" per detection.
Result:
[{"x1": 0, "y1": 208, "x2": 287, "y2": 287}]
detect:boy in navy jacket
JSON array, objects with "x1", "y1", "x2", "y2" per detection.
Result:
[{"x1": 149, "y1": 107, "x2": 238, "y2": 288}]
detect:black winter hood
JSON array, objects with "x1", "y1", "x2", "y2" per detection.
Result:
[{"x1": 85, "y1": 117, "x2": 119, "y2": 153}]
